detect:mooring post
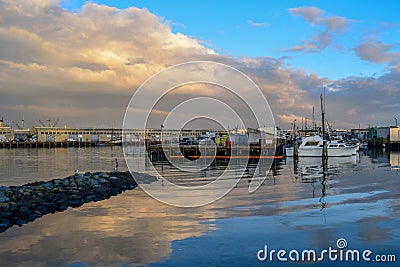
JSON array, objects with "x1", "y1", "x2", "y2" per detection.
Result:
[
  {"x1": 294, "y1": 140, "x2": 299, "y2": 159},
  {"x1": 322, "y1": 140, "x2": 328, "y2": 159}
]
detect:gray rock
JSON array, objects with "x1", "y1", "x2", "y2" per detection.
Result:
[
  {"x1": 85, "y1": 195, "x2": 96, "y2": 201},
  {"x1": 36, "y1": 186, "x2": 46, "y2": 192},
  {"x1": 74, "y1": 174, "x2": 83, "y2": 179},
  {"x1": 0, "y1": 202, "x2": 10, "y2": 212},
  {"x1": 98, "y1": 178, "x2": 108, "y2": 185},
  {"x1": 35, "y1": 205, "x2": 48, "y2": 215},
  {"x1": 68, "y1": 189, "x2": 80, "y2": 195},
  {"x1": 9, "y1": 202, "x2": 18, "y2": 211},
  {"x1": 0, "y1": 219, "x2": 10, "y2": 232},
  {"x1": 68, "y1": 194, "x2": 82, "y2": 200},
  {"x1": 46, "y1": 203, "x2": 58, "y2": 213},
  {"x1": 56, "y1": 199, "x2": 68, "y2": 211},
  {"x1": 42, "y1": 183, "x2": 52, "y2": 190},
  {"x1": 68, "y1": 199, "x2": 83, "y2": 208},
  {"x1": 51, "y1": 187, "x2": 59, "y2": 193},
  {"x1": 99, "y1": 172, "x2": 109, "y2": 179},
  {"x1": 89, "y1": 179, "x2": 99, "y2": 186},
  {"x1": 0, "y1": 197, "x2": 10, "y2": 202},
  {"x1": 109, "y1": 176, "x2": 118, "y2": 182},
  {"x1": 16, "y1": 219, "x2": 27, "y2": 227},
  {"x1": 17, "y1": 206, "x2": 30, "y2": 220}
]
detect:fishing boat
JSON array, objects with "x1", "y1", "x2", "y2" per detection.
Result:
[
  {"x1": 285, "y1": 90, "x2": 357, "y2": 157},
  {"x1": 285, "y1": 135, "x2": 357, "y2": 157},
  {"x1": 109, "y1": 137, "x2": 122, "y2": 146}
]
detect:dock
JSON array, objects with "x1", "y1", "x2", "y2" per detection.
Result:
[{"x1": 145, "y1": 142, "x2": 279, "y2": 162}]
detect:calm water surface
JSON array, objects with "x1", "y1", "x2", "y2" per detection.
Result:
[{"x1": 0, "y1": 147, "x2": 399, "y2": 266}]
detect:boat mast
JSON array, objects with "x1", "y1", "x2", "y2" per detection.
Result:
[
  {"x1": 320, "y1": 93, "x2": 325, "y2": 140},
  {"x1": 321, "y1": 92, "x2": 328, "y2": 158},
  {"x1": 312, "y1": 106, "x2": 315, "y2": 134}
]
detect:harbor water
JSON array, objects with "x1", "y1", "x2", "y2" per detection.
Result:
[{"x1": 0, "y1": 147, "x2": 399, "y2": 266}]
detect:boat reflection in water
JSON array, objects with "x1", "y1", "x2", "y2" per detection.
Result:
[
  {"x1": 286, "y1": 156, "x2": 358, "y2": 183},
  {"x1": 284, "y1": 156, "x2": 358, "y2": 209}
]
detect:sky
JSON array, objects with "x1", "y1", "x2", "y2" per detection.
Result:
[{"x1": 1, "y1": 0, "x2": 400, "y2": 129}]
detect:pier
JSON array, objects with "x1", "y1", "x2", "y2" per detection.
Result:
[{"x1": 145, "y1": 141, "x2": 279, "y2": 162}]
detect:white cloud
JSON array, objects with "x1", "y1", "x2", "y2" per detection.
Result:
[
  {"x1": 247, "y1": 20, "x2": 270, "y2": 28},
  {"x1": 0, "y1": 0, "x2": 217, "y2": 126},
  {"x1": 0, "y1": 1, "x2": 398, "y2": 130},
  {"x1": 354, "y1": 41, "x2": 400, "y2": 64},
  {"x1": 286, "y1": 6, "x2": 350, "y2": 52}
]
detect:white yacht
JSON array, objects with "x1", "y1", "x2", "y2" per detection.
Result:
[{"x1": 285, "y1": 135, "x2": 357, "y2": 157}]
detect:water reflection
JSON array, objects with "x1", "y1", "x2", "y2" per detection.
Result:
[
  {"x1": 0, "y1": 147, "x2": 127, "y2": 186},
  {"x1": 390, "y1": 152, "x2": 400, "y2": 172},
  {"x1": 0, "y1": 148, "x2": 399, "y2": 266},
  {"x1": 0, "y1": 190, "x2": 213, "y2": 266},
  {"x1": 286, "y1": 156, "x2": 357, "y2": 183}
]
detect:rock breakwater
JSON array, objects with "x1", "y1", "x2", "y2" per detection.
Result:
[{"x1": 0, "y1": 171, "x2": 157, "y2": 233}]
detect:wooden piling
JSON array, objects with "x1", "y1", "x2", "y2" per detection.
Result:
[{"x1": 293, "y1": 140, "x2": 299, "y2": 159}]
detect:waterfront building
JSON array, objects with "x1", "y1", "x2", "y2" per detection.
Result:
[
  {"x1": 33, "y1": 127, "x2": 123, "y2": 143},
  {"x1": 0, "y1": 119, "x2": 14, "y2": 142},
  {"x1": 390, "y1": 126, "x2": 400, "y2": 142},
  {"x1": 351, "y1": 128, "x2": 369, "y2": 141},
  {"x1": 14, "y1": 129, "x2": 32, "y2": 142},
  {"x1": 367, "y1": 126, "x2": 391, "y2": 140}
]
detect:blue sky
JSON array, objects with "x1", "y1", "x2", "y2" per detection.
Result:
[
  {"x1": 60, "y1": 0, "x2": 400, "y2": 80},
  {"x1": 1, "y1": 0, "x2": 400, "y2": 128}
]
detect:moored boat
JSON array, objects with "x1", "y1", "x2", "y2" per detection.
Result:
[{"x1": 285, "y1": 135, "x2": 357, "y2": 157}]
